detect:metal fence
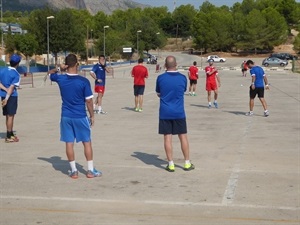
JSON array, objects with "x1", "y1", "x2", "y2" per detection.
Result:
[{"x1": 292, "y1": 60, "x2": 300, "y2": 73}]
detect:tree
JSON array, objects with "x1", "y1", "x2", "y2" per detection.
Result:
[
  {"x1": 172, "y1": 4, "x2": 197, "y2": 37},
  {"x1": 294, "y1": 34, "x2": 300, "y2": 53},
  {"x1": 14, "y1": 34, "x2": 38, "y2": 71}
]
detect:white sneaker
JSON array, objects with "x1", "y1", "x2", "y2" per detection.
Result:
[
  {"x1": 245, "y1": 111, "x2": 254, "y2": 116},
  {"x1": 264, "y1": 110, "x2": 269, "y2": 117},
  {"x1": 100, "y1": 110, "x2": 107, "y2": 114}
]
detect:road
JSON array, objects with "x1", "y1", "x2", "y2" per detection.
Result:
[{"x1": 0, "y1": 51, "x2": 299, "y2": 225}]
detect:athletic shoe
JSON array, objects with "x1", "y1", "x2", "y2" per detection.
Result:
[
  {"x1": 94, "y1": 110, "x2": 100, "y2": 114},
  {"x1": 245, "y1": 111, "x2": 254, "y2": 116},
  {"x1": 193, "y1": 93, "x2": 197, "y2": 96},
  {"x1": 69, "y1": 170, "x2": 78, "y2": 179},
  {"x1": 208, "y1": 104, "x2": 212, "y2": 109},
  {"x1": 134, "y1": 108, "x2": 139, "y2": 112},
  {"x1": 264, "y1": 110, "x2": 269, "y2": 117},
  {"x1": 86, "y1": 168, "x2": 102, "y2": 178},
  {"x1": 165, "y1": 164, "x2": 175, "y2": 172},
  {"x1": 5, "y1": 135, "x2": 19, "y2": 143},
  {"x1": 100, "y1": 110, "x2": 107, "y2": 114},
  {"x1": 183, "y1": 163, "x2": 195, "y2": 171},
  {"x1": 188, "y1": 92, "x2": 192, "y2": 96},
  {"x1": 138, "y1": 108, "x2": 143, "y2": 112},
  {"x1": 213, "y1": 102, "x2": 218, "y2": 108}
]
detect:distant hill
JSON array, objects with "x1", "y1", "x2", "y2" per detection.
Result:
[{"x1": 2, "y1": 0, "x2": 150, "y2": 15}]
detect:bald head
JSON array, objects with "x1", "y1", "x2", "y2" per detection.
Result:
[{"x1": 165, "y1": 56, "x2": 177, "y2": 71}]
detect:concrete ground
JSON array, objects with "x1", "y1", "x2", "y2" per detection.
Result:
[{"x1": 0, "y1": 52, "x2": 299, "y2": 225}]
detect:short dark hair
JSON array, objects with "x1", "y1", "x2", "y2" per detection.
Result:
[
  {"x1": 138, "y1": 58, "x2": 144, "y2": 63},
  {"x1": 193, "y1": 61, "x2": 197, "y2": 66},
  {"x1": 99, "y1": 55, "x2": 105, "y2": 59},
  {"x1": 65, "y1": 54, "x2": 78, "y2": 67},
  {"x1": 246, "y1": 60, "x2": 254, "y2": 66}
]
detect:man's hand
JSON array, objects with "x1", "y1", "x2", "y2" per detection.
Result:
[
  {"x1": 265, "y1": 85, "x2": 270, "y2": 90},
  {"x1": 1, "y1": 99, "x2": 7, "y2": 107},
  {"x1": 89, "y1": 116, "x2": 95, "y2": 127},
  {"x1": 251, "y1": 84, "x2": 255, "y2": 90}
]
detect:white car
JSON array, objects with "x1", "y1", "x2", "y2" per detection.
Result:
[{"x1": 207, "y1": 55, "x2": 226, "y2": 62}]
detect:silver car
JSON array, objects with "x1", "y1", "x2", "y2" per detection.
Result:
[{"x1": 262, "y1": 57, "x2": 288, "y2": 67}]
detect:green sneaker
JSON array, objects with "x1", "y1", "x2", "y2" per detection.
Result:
[
  {"x1": 138, "y1": 108, "x2": 143, "y2": 112},
  {"x1": 165, "y1": 164, "x2": 175, "y2": 172},
  {"x1": 134, "y1": 108, "x2": 139, "y2": 112},
  {"x1": 183, "y1": 163, "x2": 195, "y2": 171}
]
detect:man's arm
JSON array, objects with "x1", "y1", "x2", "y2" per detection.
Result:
[
  {"x1": 251, "y1": 74, "x2": 256, "y2": 90},
  {"x1": 0, "y1": 82, "x2": 7, "y2": 92},
  {"x1": 216, "y1": 74, "x2": 221, "y2": 87},
  {"x1": 86, "y1": 97, "x2": 94, "y2": 126},
  {"x1": 1, "y1": 84, "x2": 14, "y2": 107},
  {"x1": 264, "y1": 75, "x2": 270, "y2": 90}
]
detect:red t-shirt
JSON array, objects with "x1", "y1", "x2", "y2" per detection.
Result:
[
  {"x1": 205, "y1": 66, "x2": 218, "y2": 83},
  {"x1": 189, "y1": 66, "x2": 198, "y2": 80},
  {"x1": 131, "y1": 64, "x2": 148, "y2": 85}
]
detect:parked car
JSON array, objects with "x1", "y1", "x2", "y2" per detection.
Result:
[
  {"x1": 270, "y1": 53, "x2": 298, "y2": 60},
  {"x1": 262, "y1": 57, "x2": 288, "y2": 67},
  {"x1": 207, "y1": 55, "x2": 226, "y2": 62}
]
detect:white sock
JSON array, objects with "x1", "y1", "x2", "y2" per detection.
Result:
[
  {"x1": 69, "y1": 161, "x2": 77, "y2": 172},
  {"x1": 208, "y1": 102, "x2": 212, "y2": 105},
  {"x1": 98, "y1": 106, "x2": 102, "y2": 111},
  {"x1": 93, "y1": 104, "x2": 96, "y2": 110},
  {"x1": 168, "y1": 161, "x2": 174, "y2": 166},
  {"x1": 185, "y1": 160, "x2": 191, "y2": 165},
  {"x1": 214, "y1": 100, "x2": 217, "y2": 103},
  {"x1": 192, "y1": 92, "x2": 195, "y2": 94},
  {"x1": 87, "y1": 160, "x2": 94, "y2": 171}
]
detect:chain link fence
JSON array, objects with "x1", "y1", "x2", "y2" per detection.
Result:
[{"x1": 292, "y1": 59, "x2": 300, "y2": 73}]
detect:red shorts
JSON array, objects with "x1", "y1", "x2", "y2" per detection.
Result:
[
  {"x1": 95, "y1": 85, "x2": 105, "y2": 94},
  {"x1": 206, "y1": 81, "x2": 217, "y2": 91}
]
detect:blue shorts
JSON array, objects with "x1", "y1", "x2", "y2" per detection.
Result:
[
  {"x1": 2, "y1": 96, "x2": 18, "y2": 116},
  {"x1": 159, "y1": 119, "x2": 187, "y2": 135},
  {"x1": 60, "y1": 117, "x2": 91, "y2": 143},
  {"x1": 134, "y1": 85, "x2": 145, "y2": 96}
]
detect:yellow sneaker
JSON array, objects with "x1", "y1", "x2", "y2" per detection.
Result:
[
  {"x1": 165, "y1": 164, "x2": 175, "y2": 172},
  {"x1": 183, "y1": 163, "x2": 195, "y2": 171}
]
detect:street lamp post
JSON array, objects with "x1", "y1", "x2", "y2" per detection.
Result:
[
  {"x1": 103, "y1": 25, "x2": 109, "y2": 56},
  {"x1": 156, "y1": 32, "x2": 160, "y2": 58},
  {"x1": 91, "y1": 29, "x2": 93, "y2": 57},
  {"x1": 47, "y1": 16, "x2": 54, "y2": 71},
  {"x1": 136, "y1": 30, "x2": 142, "y2": 58}
]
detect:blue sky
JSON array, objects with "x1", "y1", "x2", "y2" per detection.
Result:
[{"x1": 134, "y1": 0, "x2": 300, "y2": 11}]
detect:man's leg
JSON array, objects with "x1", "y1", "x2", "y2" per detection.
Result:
[
  {"x1": 214, "y1": 89, "x2": 218, "y2": 101},
  {"x1": 249, "y1": 98, "x2": 254, "y2": 111},
  {"x1": 138, "y1": 95, "x2": 143, "y2": 110},
  {"x1": 6, "y1": 115, "x2": 14, "y2": 134},
  {"x1": 164, "y1": 134, "x2": 173, "y2": 161},
  {"x1": 66, "y1": 142, "x2": 78, "y2": 178},
  {"x1": 192, "y1": 84, "x2": 196, "y2": 93},
  {"x1": 134, "y1": 95, "x2": 138, "y2": 109},
  {"x1": 207, "y1": 91, "x2": 212, "y2": 107},
  {"x1": 259, "y1": 98, "x2": 267, "y2": 110},
  {"x1": 178, "y1": 133, "x2": 189, "y2": 160},
  {"x1": 97, "y1": 93, "x2": 104, "y2": 112}
]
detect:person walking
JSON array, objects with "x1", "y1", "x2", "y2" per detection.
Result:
[
  {"x1": 205, "y1": 59, "x2": 221, "y2": 108},
  {"x1": 245, "y1": 60, "x2": 270, "y2": 117},
  {"x1": 90, "y1": 55, "x2": 109, "y2": 114},
  {"x1": 188, "y1": 61, "x2": 199, "y2": 96},
  {"x1": 131, "y1": 58, "x2": 149, "y2": 112},
  {"x1": 0, "y1": 54, "x2": 21, "y2": 143},
  {"x1": 48, "y1": 53, "x2": 101, "y2": 179},
  {"x1": 241, "y1": 60, "x2": 248, "y2": 77},
  {"x1": 155, "y1": 56, "x2": 194, "y2": 172}
]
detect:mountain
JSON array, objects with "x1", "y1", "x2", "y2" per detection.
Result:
[{"x1": 3, "y1": 0, "x2": 150, "y2": 15}]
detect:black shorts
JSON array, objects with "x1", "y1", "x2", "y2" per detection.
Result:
[
  {"x1": 2, "y1": 96, "x2": 18, "y2": 116},
  {"x1": 189, "y1": 79, "x2": 197, "y2": 85},
  {"x1": 134, "y1": 85, "x2": 145, "y2": 96},
  {"x1": 159, "y1": 119, "x2": 187, "y2": 135},
  {"x1": 249, "y1": 86, "x2": 264, "y2": 99}
]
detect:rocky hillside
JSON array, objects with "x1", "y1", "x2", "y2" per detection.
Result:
[{"x1": 5, "y1": 0, "x2": 149, "y2": 15}]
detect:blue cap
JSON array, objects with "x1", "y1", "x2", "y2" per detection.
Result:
[
  {"x1": 208, "y1": 59, "x2": 214, "y2": 62},
  {"x1": 10, "y1": 54, "x2": 21, "y2": 64}
]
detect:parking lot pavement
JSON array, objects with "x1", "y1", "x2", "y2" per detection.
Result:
[{"x1": 0, "y1": 61, "x2": 299, "y2": 224}]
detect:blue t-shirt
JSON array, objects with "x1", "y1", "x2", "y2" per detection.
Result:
[
  {"x1": 250, "y1": 66, "x2": 265, "y2": 88},
  {"x1": 91, "y1": 63, "x2": 106, "y2": 86},
  {"x1": 156, "y1": 71, "x2": 187, "y2": 119},
  {"x1": 0, "y1": 67, "x2": 20, "y2": 97},
  {"x1": 50, "y1": 73, "x2": 93, "y2": 118}
]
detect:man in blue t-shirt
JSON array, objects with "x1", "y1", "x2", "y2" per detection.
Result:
[
  {"x1": 89, "y1": 55, "x2": 110, "y2": 114},
  {"x1": 155, "y1": 56, "x2": 194, "y2": 172},
  {"x1": 48, "y1": 53, "x2": 101, "y2": 179},
  {"x1": 245, "y1": 60, "x2": 270, "y2": 117},
  {"x1": 0, "y1": 54, "x2": 21, "y2": 143}
]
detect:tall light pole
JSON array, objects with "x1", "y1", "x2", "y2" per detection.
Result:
[
  {"x1": 103, "y1": 25, "x2": 109, "y2": 56},
  {"x1": 156, "y1": 32, "x2": 160, "y2": 58},
  {"x1": 91, "y1": 29, "x2": 93, "y2": 57},
  {"x1": 47, "y1": 16, "x2": 54, "y2": 71},
  {"x1": 136, "y1": 30, "x2": 142, "y2": 58}
]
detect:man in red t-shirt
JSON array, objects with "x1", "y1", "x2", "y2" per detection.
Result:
[
  {"x1": 205, "y1": 59, "x2": 221, "y2": 108},
  {"x1": 131, "y1": 58, "x2": 149, "y2": 112},
  {"x1": 188, "y1": 61, "x2": 199, "y2": 96}
]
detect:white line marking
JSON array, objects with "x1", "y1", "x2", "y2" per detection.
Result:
[{"x1": 0, "y1": 195, "x2": 298, "y2": 211}]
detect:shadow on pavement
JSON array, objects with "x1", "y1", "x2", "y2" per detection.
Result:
[
  {"x1": 190, "y1": 104, "x2": 209, "y2": 108},
  {"x1": 223, "y1": 110, "x2": 246, "y2": 116},
  {"x1": 131, "y1": 151, "x2": 167, "y2": 170},
  {"x1": 121, "y1": 106, "x2": 135, "y2": 111},
  {"x1": 37, "y1": 156, "x2": 86, "y2": 176}
]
